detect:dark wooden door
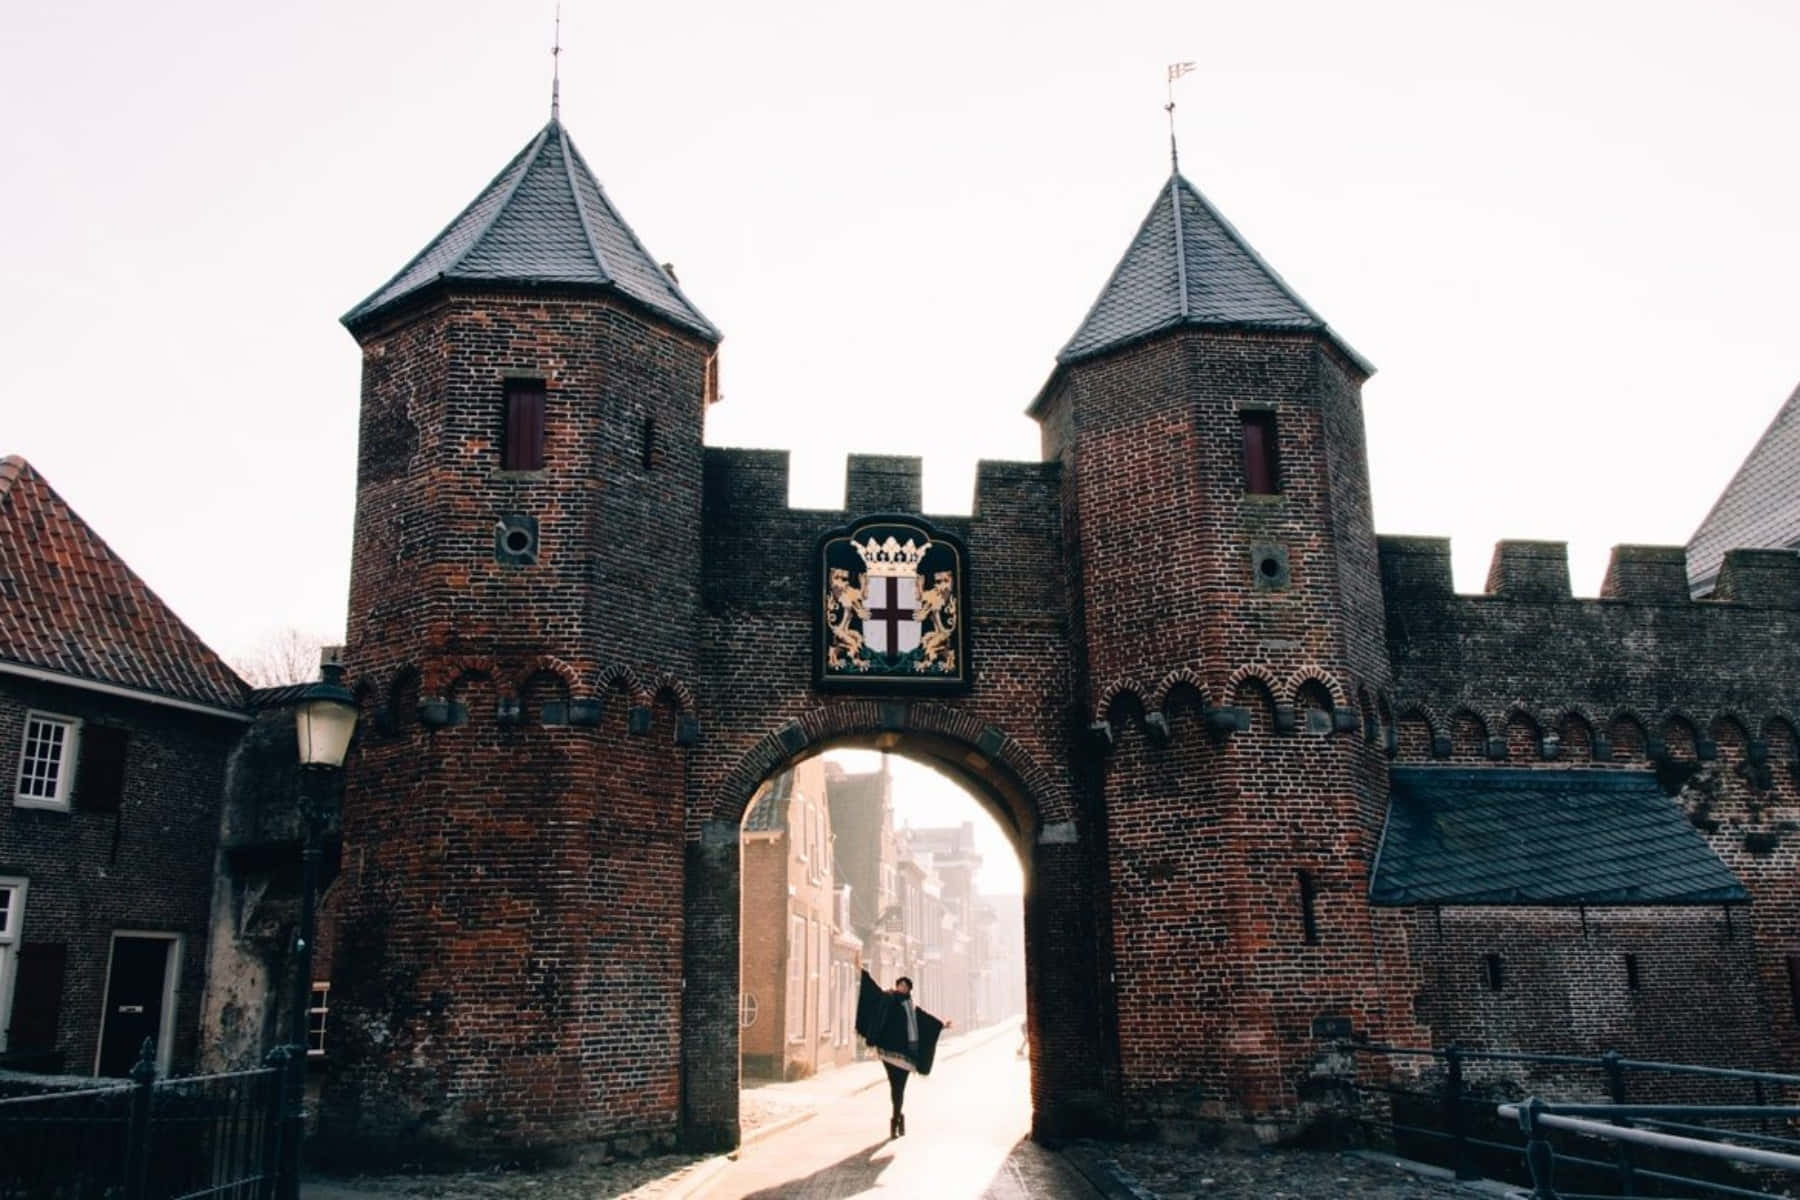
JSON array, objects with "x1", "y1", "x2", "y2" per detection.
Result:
[{"x1": 97, "y1": 937, "x2": 171, "y2": 1076}]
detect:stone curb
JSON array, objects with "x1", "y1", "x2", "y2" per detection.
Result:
[
  {"x1": 736, "y1": 1106, "x2": 818, "y2": 1151},
  {"x1": 1058, "y1": 1144, "x2": 1157, "y2": 1200},
  {"x1": 639, "y1": 1152, "x2": 733, "y2": 1200}
]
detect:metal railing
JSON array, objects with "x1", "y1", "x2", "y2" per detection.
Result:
[
  {"x1": 0, "y1": 1039, "x2": 289, "y2": 1200},
  {"x1": 1341, "y1": 1042, "x2": 1800, "y2": 1199}
]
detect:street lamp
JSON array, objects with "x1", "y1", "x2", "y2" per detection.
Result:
[{"x1": 281, "y1": 661, "x2": 357, "y2": 1200}]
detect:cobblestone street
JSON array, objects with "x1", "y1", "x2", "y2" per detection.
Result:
[{"x1": 304, "y1": 1027, "x2": 1516, "y2": 1199}]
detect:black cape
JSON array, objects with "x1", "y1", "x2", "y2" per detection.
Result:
[{"x1": 854, "y1": 969, "x2": 944, "y2": 1075}]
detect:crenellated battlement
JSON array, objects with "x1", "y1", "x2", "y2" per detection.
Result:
[
  {"x1": 1378, "y1": 535, "x2": 1800, "y2": 611},
  {"x1": 701, "y1": 446, "x2": 1058, "y2": 521}
]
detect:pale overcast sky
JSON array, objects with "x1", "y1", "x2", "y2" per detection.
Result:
[{"x1": 3, "y1": 2, "x2": 1797, "y2": 681}]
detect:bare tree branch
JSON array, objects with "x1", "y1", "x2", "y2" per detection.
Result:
[{"x1": 232, "y1": 627, "x2": 330, "y2": 689}]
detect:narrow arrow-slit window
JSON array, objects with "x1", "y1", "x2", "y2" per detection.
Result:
[
  {"x1": 502, "y1": 379, "x2": 546, "y2": 471},
  {"x1": 1240, "y1": 410, "x2": 1280, "y2": 495}
]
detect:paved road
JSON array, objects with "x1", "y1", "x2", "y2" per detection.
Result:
[{"x1": 694, "y1": 1031, "x2": 1100, "y2": 1200}]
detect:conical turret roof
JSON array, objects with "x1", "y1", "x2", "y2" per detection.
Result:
[
  {"x1": 1056, "y1": 173, "x2": 1367, "y2": 373},
  {"x1": 344, "y1": 120, "x2": 719, "y2": 341}
]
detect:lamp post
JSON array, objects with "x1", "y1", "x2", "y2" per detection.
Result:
[{"x1": 280, "y1": 661, "x2": 358, "y2": 1200}]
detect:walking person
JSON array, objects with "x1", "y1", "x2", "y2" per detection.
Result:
[{"x1": 854, "y1": 970, "x2": 949, "y2": 1138}]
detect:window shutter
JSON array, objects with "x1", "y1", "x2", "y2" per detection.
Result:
[
  {"x1": 503, "y1": 381, "x2": 546, "y2": 471},
  {"x1": 8, "y1": 942, "x2": 67, "y2": 1050},
  {"x1": 1241, "y1": 411, "x2": 1279, "y2": 495},
  {"x1": 74, "y1": 726, "x2": 128, "y2": 813}
]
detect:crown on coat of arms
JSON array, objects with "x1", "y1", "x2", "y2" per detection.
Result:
[{"x1": 854, "y1": 535, "x2": 929, "y2": 577}]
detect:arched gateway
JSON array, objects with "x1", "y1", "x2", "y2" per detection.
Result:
[{"x1": 320, "y1": 111, "x2": 1417, "y2": 1160}]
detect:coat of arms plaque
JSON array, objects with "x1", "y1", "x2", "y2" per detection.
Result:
[{"x1": 816, "y1": 517, "x2": 969, "y2": 692}]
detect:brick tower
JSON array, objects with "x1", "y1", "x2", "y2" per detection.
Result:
[
  {"x1": 325, "y1": 114, "x2": 720, "y2": 1156},
  {"x1": 1032, "y1": 168, "x2": 1414, "y2": 1134}
]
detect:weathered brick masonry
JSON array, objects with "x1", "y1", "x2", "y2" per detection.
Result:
[
  {"x1": 0, "y1": 678, "x2": 236, "y2": 1076},
  {"x1": 309, "y1": 115, "x2": 1799, "y2": 1159}
]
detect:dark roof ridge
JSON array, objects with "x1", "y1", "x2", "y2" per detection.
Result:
[
  {"x1": 1173, "y1": 172, "x2": 1327, "y2": 329},
  {"x1": 340, "y1": 125, "x2": 549, "y2": 328},
  {"x1": 442, "y1": 122, "x2": 554, "y2": 279},
  {"x1": 561, "y1": 132, "x2": 720, "y2": 341},
  {"x1": 556, "y1": 120, "x2": 615, "y2": 285}
]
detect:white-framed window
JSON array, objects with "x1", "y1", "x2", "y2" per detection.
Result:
[
  {"x1": 740, "y1": 992, "x2": 759, "y2": 1028},
  {"x1": 786, "y1": 915, "x2": 805, "y2": 1041},
  {"x1": 307, "y1": 982, "x2": 330, "y2": 1057},
  {"x1": 0, "y1": 878, "x2": 26, "y2": 1053},
  {"x1": 15, "y1": 713, "x2": 80, "y2": 810}
]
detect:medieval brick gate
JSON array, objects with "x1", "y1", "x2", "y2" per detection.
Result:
[{"x1": 311, "y1": 110, "x2": 1799, "y2": 1165}]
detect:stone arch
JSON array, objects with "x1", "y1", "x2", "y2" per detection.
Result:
[
  {"x1": 1657, "y1": 710, "x2": 1700, "y2": 758},
  {"x1": 1709, "y1": 711, "x2": 1753, "y2": 748},
  {"x1": 705, "y1": 700, "x2": 1075, "y2": 835},
  {"x1": 508, "y1": 654, "x2": 581, "y2": 699},
  {"x1": 1761, "y1": 714, "x2": 1800, "y2": 758},
  {"x1": 1294, "y1": 679, "x2": 1336, "y2": 735},
  {"x1": 648, "y1": 670, "x2": 698, "y2": 716},
  {"x1": 591, "y1": 662, "x2": 644, "y2": 704},
  {"x1": 1151, "y1": 666, "x2": 1212, "y2": 713},
  {"x1": 1356, "y1": 685, "x2": 1378, "y2": 744},
  {"x1": 422, "y1": 653, "x2": 493, "y2": 697},
  {"x1": 685, "y1": 701, "x2": 1090, "y2": 1150},
  {"x1": 1282, "y1": 666, "x2": 1349, "y2": 711},
  {"x1": 1608, "y1": 710, "x2": 1650, "y2": 759},
  {"x1": 1556, "y1": 708, "x2": 1597, "y2": 761},
  {"x1": 1392, "y1": 703, "x2": 1440, "y2": 760},
  {"x1": 1095, "y1": 678, "x2": 1149, "y2": 725},
  {"x1": 1226, "y1": 665, "x2": 1279, "y2": 733},
  {"x1": 1503, "y1": 706, "x2": 1542, "y2": 760},
  {"x1": 385, "y1": 665, "x2": 421, "y2": 732},
  {"x1": 1447, "y1": 707, "x2": 1489, "y2": 759}
]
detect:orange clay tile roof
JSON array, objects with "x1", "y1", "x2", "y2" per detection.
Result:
[{"x1": 0, "y1": 455, "x2": 247, "y2": 712}]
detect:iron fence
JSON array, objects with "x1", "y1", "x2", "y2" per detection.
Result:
[
  {"x1": 1341, "y1": 1042, "x2": 1800, "y2": 1198},
  {"x1": 0, "y1": 1040, "x2": 288, "y2": 1200}
]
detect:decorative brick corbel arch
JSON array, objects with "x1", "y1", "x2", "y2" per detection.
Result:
[
  {"x1": 507, "y1": 654, "x2": 582, "y2": 699},
  {"x1": 1094, "y1": 678, "x2": 1149, "y2": 726},
  {"x1": 647, "y1": 670, "x2": 698, "y2": 715},
  {"x1": 421, "y1": 653, "x2": 494, "y2": 697},
  {"x1": 1282, "y1": 665, "x2": 1350, "y2": 710},
  {"x1": 1151, "y1": 666, "x2": 1213, "y2": 713}
]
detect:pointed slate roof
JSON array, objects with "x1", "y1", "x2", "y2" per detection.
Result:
[
  {"x1": 0, "y1": 456, "x2": 247, "y2": 713},
  {"x1": 1056, "y1": 173, "x2": 1369, "y2": 373},
  {"x1": 1370, "y1": 768, "x2": 1747, "y2": 907},
  {"x1": 1687, "y1": 380, "x2": 1800, "y2": 596},
  {"x1": 344, "y1": 120, "x2": 719, "y2": 341}
]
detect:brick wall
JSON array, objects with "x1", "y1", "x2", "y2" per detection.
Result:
[
  {"x1": 0, "y1": 676, "x2": 237, "y2": 1076},
  {"x1": 1380, "y1": 536, "x2": 1800, "y2": 1078}
]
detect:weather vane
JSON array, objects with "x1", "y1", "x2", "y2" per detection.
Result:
[
  {"x1": 1166, "y1": 61, "x2": 1195, "y2": 172},
  {"x1": 551, "y1": 3, "x2": 563, "y2": 121}
]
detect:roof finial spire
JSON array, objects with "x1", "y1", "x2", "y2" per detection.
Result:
[
  {"x1": 551, "y1": 3, "x2": 563, "y2": 121},
  {"x1": 1165, "y1": 61, "x2": 1194, "y2": 173}
]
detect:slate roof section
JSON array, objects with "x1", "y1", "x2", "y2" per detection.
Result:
[
  {"x1": 1057, "y1": 173, "x2": 1370, "y2": 373},
  {"x1": 0, "y1": 456, "x2": 247, "y2": 713},
  {"x1": 1687, "y1": 380, "x2": 1800, "y2": 596},
  {"x1": 742, "y1": 770, "x2": 793, "y2": 834},
  {"x1": 1370, "y1": 767, "x2": 1747, "y2": 907},
  {"x1": 343, "y1": 119, "x2": 719, "y2": 341}
]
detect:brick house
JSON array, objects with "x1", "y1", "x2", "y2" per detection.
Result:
[
  {"x1": 0, "y1": 456, "x2": 248, "y2": 1078},
  {"x1": 739, "y1": 758, "x2": 857, "y2": 1080}
]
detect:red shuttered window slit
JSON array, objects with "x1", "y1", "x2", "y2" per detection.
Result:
[
  {"x1": 1240, "y1": 410, "x2": 1280, "y2": 495},
  {"x1": 503, "y1": 379, "x2": 547, "y2": 471}
]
